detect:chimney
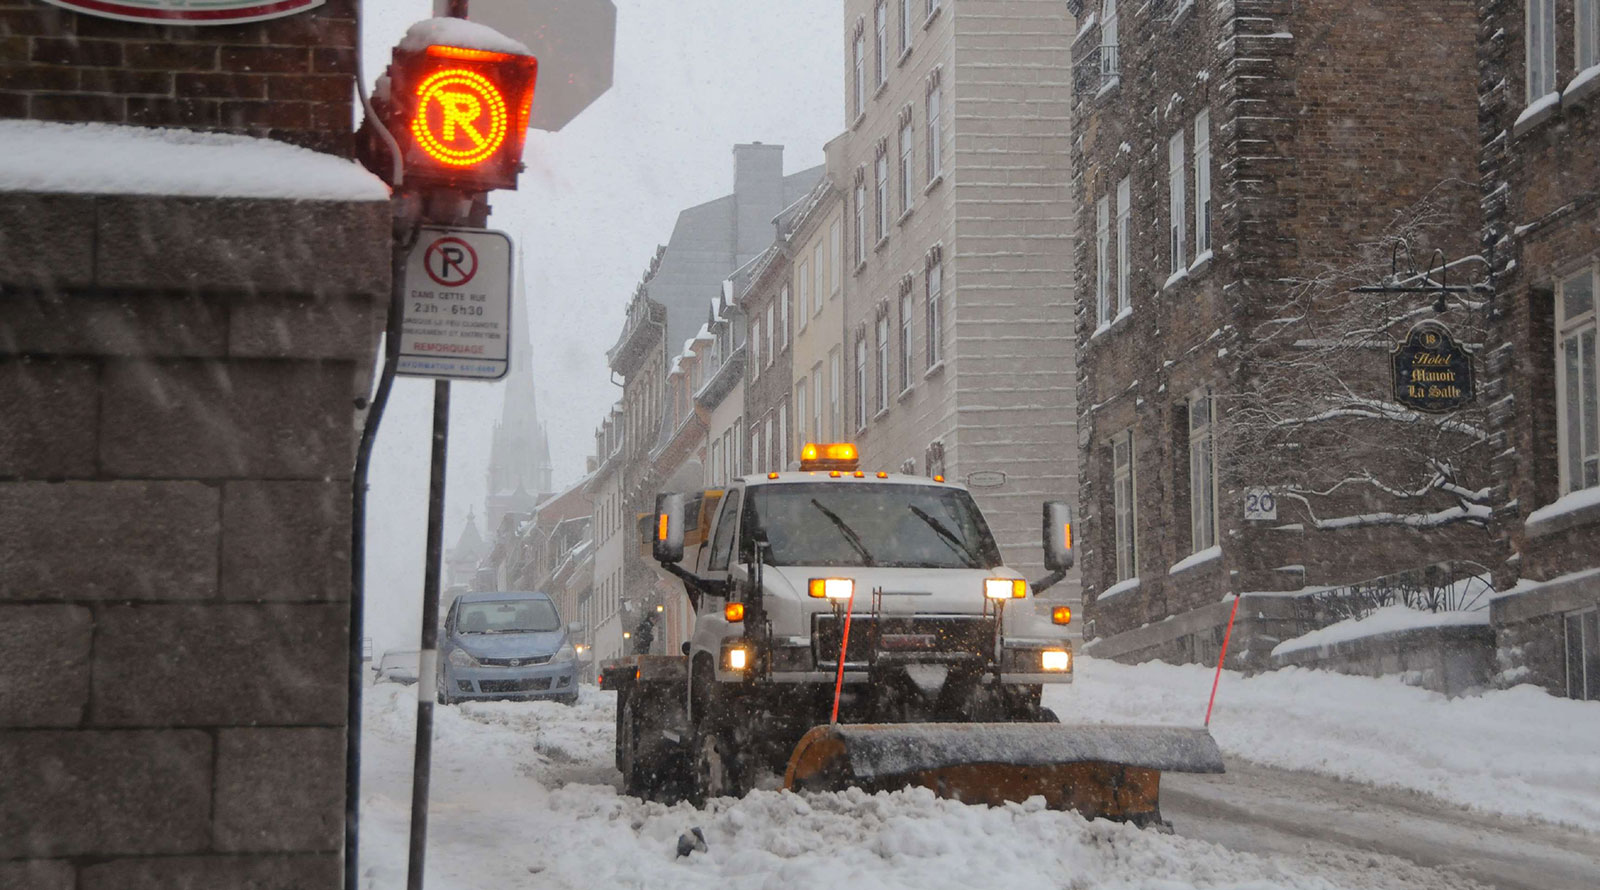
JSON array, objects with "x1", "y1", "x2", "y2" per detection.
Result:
[{"x1": 732, "y1": 142, "x2": 786, "y2": 265}]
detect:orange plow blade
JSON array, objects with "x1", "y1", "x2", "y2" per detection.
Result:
[{"x1": 783, "y1": 722, "x2": 1224, "y2": 825}]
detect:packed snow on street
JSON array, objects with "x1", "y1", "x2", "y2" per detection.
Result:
[{"x1": 358, "y1": 657, "x2": 1600, "y2": 890}]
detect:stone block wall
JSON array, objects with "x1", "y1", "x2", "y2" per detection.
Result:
[
  {"x1": 0, "y1": 193, "x2": 387, "y2": 885},
  {"x1": 0, "y1": 0, "x2": 359, "y2": 154}
]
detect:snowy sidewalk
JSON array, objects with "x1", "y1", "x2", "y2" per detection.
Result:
[{"x1": 1045, "y1": 657, "x2": 1600, "y2": 832}]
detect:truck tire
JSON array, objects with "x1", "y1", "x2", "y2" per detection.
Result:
[
  {"x1": 692, "y1": 726, "x2": 747, "y2": 804},
  {"x1": 618, "y1": 689, "x2": 646, "y2": 796}
]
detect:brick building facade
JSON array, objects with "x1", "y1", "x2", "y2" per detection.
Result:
[
  {"x1": 1479, "y1": 0, "x2": 1600, "y2": 698},
  {"x1": 1069, "y1": 0, "x2": 1490, "y2": 663}
]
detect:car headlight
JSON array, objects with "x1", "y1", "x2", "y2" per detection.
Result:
[
  {"x1": 448, "y1": 648, "x2": 480, "y2": 668},
  {"x1": 553, "y1": 642, "x2": 576, "y2": 663}
]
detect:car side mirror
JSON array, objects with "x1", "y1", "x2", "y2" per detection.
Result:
[
  {"x1": 653, "y1": 492, "x2": 687, "y2": 564},
  {"x1": 1042, "y1": 501, "x2": 1074, "y2": 572}
]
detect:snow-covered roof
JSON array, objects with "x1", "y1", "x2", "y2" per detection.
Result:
[
  {"x1": 0, "y1": 120, "x2": 390, "y2": 202},
  {"x1": 398, "y1": 16, "x2": 532, "y2": 56}
]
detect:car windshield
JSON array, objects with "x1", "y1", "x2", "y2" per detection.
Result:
[
  {"x1": 744, "y1": 483, "x2": 1001, "y2": 569},
  {"x1": 456, "y1": 599, "x2": 560, "y2": 634}
]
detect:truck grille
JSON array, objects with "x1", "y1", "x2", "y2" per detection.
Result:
[{"x1": 812, "y1": 614, "x2": 995, "y2": 666}]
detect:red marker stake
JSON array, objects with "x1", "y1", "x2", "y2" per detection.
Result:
[
  {"x1": 1205, "y1": 595, "x2": 1241, "y2": 727},
  {"x1": 830, "y1": 590, "x2": 856, "y2": 724}
]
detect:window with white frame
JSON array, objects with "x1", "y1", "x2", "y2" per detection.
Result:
[
  {"x1": 1558, "y1": 264, "x2": 1599, "y2": 494},
  {"x1": 1112, "y1": 429, "x2": 1136, "y2": 582},
  {"x1": 780, "y1": 284, "x2": 790, "y2": 346},
  {"x1": 899, "y1": 291, "x2": 914, "y2": 390},
  {"x1": 813, "y1": 244, "x2": 825, "y2": 316},
  {"x1": 765, "y1": 303, "x2": 775, "y2": 364},
  {"x1": 751, "y1": 426, "x2": 761, "y2": 475},
  {"x1": 855, "y1": 335, "x2": 869, "y2": 429},
  {"x1": 1528, "y1": 0, "x2": 1557, "y2": 101},
  {"x1": 779, "y1": 401, "x2": 789, "y2": 467},
  {"x1": 876, "y1": 311, "x2": 891, "y2": 411},
  {"x1": 1101, "y1": 0, "x2": 1120, "y2": 86},
  {"x1": 1567, "y1": 606, "x2": 1600, "y2": 700},
  {"x1": 750, "y1": 318, "x2": 761, "y2": 377},
  {"x1": 1580, "y1": 0, "x2": 1600, "y2": 72},
  {"x1": 1095, "y1": 194, "x2": 1111, "y2": 326},
  {"x1": 795, "y1": 378, "x2": 808, "y2": 451},
  {"x1": 1168, "y1": 131, "x2": 1187, "y2": 275},
  {"x1": 797, "y1": 259, "x2": 810, "y2": 327},
  {"x1": 899, "y1": 114, "x2": 914, "y2": 216},
  {"x1": 854, "y1": 175, "x2": 867, "y2": 267},
  {"x1": 805, "y1": 368, "x2": 818, "y2": 441},
  {"x1": 875, "y1": 145, "x2": 889, "y2": 242},
  {"x1": 926, "y1": 251, "x2": 943, "y2": 366},
  {"x1": 1116, "y1": 176, "x2": 1131, "y2": 316},
  {"x1": 853, "y1": 24, "x2": 866, "y2": 119},
  {"x1": 1188, "y1": 391, "x2": 1218, "y2": 552},
  {"x1": 830, "y1": 220, "x2": 843, "y2": 294},
  {"x1": 829, "y1": 348, "x2": 842, "y2": 438},
  {"x1": 926, "y1": 73, "x2": 943, "y2": 181},
  {"x1": 1194, "y1": 109, "x2": 1212, "y2": 257},
  {"x1": 763, "y1": 418, "x2": 773, "y2": 474},
  {"x1": 900, "y1": 0, "x2": 913, "y2": 53},
  {"x1": 875, "y1": 0, "x2": 888, "y2": 87}
]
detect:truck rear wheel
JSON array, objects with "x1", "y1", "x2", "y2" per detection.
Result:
[{"x1": 692, "y1": 726, "x2": 747, "y2": 804}]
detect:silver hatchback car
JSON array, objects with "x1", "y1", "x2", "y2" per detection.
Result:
[{"x1": 435, "y1": 591, "x2": 580, "y2": 705}]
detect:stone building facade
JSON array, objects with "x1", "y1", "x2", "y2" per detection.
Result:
[
  {"x1": 1479, "y1": 0, "x2": 1600, "y2": 698},
  {"x1": 0, "y1": 4, "x2": 387, "y2": 887},
  {"x1": 1069, "y1": 0, "x2": 1489, "y2": 663},
  {"x1": 836, "y1": 0, "x2": 1079, "y2": 591}
]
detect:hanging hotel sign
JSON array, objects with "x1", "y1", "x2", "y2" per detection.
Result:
[
  {"x1": 1391, "y1": 321, "x2": 1475, "y2": 413},
  {"x1": 40, "y1": 0, "x2": 322, "y2": 24}
]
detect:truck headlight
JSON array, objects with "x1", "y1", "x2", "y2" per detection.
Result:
[
  {"x1": 448, "y1": 648, "x2": 480, "y2": 668},
  {"x1": 724, "y1": 644, "x2": 751, "y2": 671},
  {"x1": 809, "y1": 578, "x2": 854, "y2": 599},
  {"x1": 985, "y1": 578, "x2": 1027, "y2": 599},
  {"x1": 1041, "y1": 649, "x2": 1071, "y2": 671}
]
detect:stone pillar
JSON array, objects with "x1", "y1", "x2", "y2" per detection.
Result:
[{"x1": 0, "y1": 192, "x2": 388, "y2": 887}]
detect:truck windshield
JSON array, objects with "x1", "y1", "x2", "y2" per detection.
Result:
[{"x1": 744, "y1": 483, "x2": 1002, "y2": 569}]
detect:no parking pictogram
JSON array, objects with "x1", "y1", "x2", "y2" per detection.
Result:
[{"x1": 398, "y1": 226, "x2": 514, "y2": 381}]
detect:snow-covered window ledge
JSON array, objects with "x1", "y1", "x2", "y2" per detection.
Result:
[
  {"x1": 1168, "y1": 544, "x2": 1221, "y2": 576},
  {"x1": 1162, "y1": 266, "x2": 1189, "y2": 291},
  {"x1": 1096, "y1": 576, "x2": 1140, "y2": 603},
  {"x1": 1525, "y1": 487, "x2": 1600, "y2": 539},
  {"x1": 1089, "y1": 304, "x2": 1133, "y2": 342},
  {"x1": 922, "y1": 360, "x2": 946, "y2": 380},
  {"x1": 1512, "y1": 91, "x2": 1560, "y2": 138},
  {"x1": 1187, "y1": 249, "x2": 1214, "y2": 279},
  {"x1": 1566, "y1": 64, "x2": 1600, "y2": 106}
]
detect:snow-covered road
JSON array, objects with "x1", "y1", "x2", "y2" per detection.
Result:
[{"x1": 356, "y1": 658, "x2": 1600, "y2": 890}]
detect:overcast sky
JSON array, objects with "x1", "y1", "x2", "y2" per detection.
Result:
[{"x1": 362, "y1": 1, "x2": 843, "y2": 653}]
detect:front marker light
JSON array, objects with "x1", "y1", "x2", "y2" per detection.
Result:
[
  {"x1": 809, "y1": 578, "x2": 855, "y2": 599},
  {"x1": 1041, "y1": 649, "x2": 1071, "y2": 671},
  {"x1": 985, "y1": 578, "x2": 1027, "y2": 600},
  {"x1": 1052, "y1": 606, "x2": 1073, "y2": 625},
  {"x1": 724, "y1": 602, "x2": 745, "y2": 622}
]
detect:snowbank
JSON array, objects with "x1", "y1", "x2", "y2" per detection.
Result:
[
  {"x1": 0, "y1": 120, "x2": 389, "y2": 201},
  {"x1": 1045, "y1": 657, "x2": 1600, "y2": 832},
  {"x1": 1270, "y1": 604, "x2": 1488, "y2": 656}
]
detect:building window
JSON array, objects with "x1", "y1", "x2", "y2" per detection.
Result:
[
  {"x1": 853, "y1": 24, "x2": 866, "y2": 119},
  {"x1": 751, "y1": 426, "x2": 762, "y2": 475},
  {"x1": 875, "y1": 145, "x2": 889, "y2": 242},
  {"x1": 779, "y1": 401, "x2": 789, "y2": 467},
  {"x1": 855, "y1": 334, "x2": 869, "y2": 430},
  {"x1": 1188, "y1": 391, "x2": 1218, "y2": 552},
  {"x1": 780, "y1": 284, "x2": 790, "y2": 346},
  {"x1": 813, "y1": 244, "x2": 825, "y2": 316},
  {"x1": 798, "y1": 259, "x2": 810, "y2": 328},
  {"x1": 1168, "y1": 131, "x2": 1187, "y2": 275},
  {"x1": 1194, "y1": 109, "x2": 1212, "y2": 257},
  {"x1": 854, "y1": 174, "x2": 867, "y2": 267},
  {"x1": 812, "y1": 367, "x2": 823, "y2": 441},
  {"x1": 765, "y1": 303, "x2": 775, "y2": 364},
  {"x1": 926, "y1": 75, "x2": 943, "y2": 181},
  {"x1": 899, "y1": 291, "x2": 914, "y2": 391},
  {"x1": 763, "y1": 418, "x2": 773, "y2": 473},
  {"x1": 1101, "y1": 0, "x2": 1120, "y2": 87},
  {"x1": 875, "y1": 0, "x2": 888, "y2": 87},
  {"x1": 1567, "y1": 607, "x2": 1600, "y2": 700},
  {"x1": 1558, "y1": 264, "x2": 1599, "y2": 494},
  {"x1": 830, "y1": 220, "x2": 843, "y2": 294},
  {"x1": 1582, "y1": 0, "x2": 1600, "y2": 71},
  {"x1": 876, "y1": 312, "x2": 891, "y2": 412},
  {"x1": 795, "y1": 378, "x2": 808, "y2": 452},
  {"x1": 750, "y1": 318, "x2": 761, "y2": 377},
  {"x1": 926, "y1": 251, "x2": 943, "y2": 366},
  {"x1": 1112, "y1": 429, "x2": 1136, "y2": 582},
  {"x1": 899, "y1": 115, "x2": 914, "y2": 216},
  {"x1": 900, "y1": 0, "x2": 914, "y2": 53},
  {"x1": 1095, "y1": 195, "x2": 1111, "y2": 327},
  {"x1": 829, "y1": 348, "x2": 842, "y2": 438},
  {"x1": 1116, "y1": 176, "x2": 1131, "y2": 316},
  {"x1": 1528, "y1": 0, "x2": 1557, "y2": 101}
]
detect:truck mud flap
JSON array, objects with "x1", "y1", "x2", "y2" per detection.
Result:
[{"x1": 783, "y1": 722, "x2": 1224, "y2": 824}]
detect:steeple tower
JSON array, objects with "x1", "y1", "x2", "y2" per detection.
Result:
[{"x1": 484, "y1": 255, "x2": 552, "y2": 533}]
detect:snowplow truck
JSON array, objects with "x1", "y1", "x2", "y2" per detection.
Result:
[{"x1": 599, "y1": 443, "x2": 1223, "y2": 825}]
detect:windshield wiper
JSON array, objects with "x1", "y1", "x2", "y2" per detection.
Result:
[
  {"x1": 908, "y1": 505, "x2": 983, "y2": 568},
  {"x1": 808, "y1": 498, "x2": 876, "y2": 566}
]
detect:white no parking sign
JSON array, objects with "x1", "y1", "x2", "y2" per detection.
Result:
[{"x1": 396, "y1": 226, "x2": 514, "y2": 381}]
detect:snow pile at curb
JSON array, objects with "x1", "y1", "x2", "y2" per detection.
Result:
[
  {"x1": 1271, "y1": 605, "x2": 1488, "y2": 656},
  {"x1": 1045, "y1": 657, "x2": 1600, "y2": 832}
]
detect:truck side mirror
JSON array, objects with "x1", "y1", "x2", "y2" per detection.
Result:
[
  {"x1": 1042, "y1": 501, "x2": 1074, "y2": 572},
  {"x1": 653, "y1": 492, "x2": 687, "y2": 564}
]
